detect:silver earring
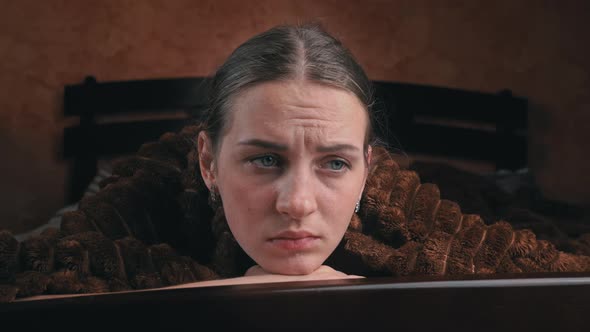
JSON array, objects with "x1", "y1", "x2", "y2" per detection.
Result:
[
  {"x1": 354, "y1": 201, "x2": 360, "y2": 213},
  {"x1": 209, "y1": 185, "x2": 222, "y2": 209}
]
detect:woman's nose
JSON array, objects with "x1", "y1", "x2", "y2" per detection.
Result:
[{"x1": 275, "y1": 168, "x2": 318, "y2": 220}]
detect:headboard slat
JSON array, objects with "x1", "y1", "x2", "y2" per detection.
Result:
[
  {"x1": 64, "y1": 76, "x2": 209, "y2": 116},
  {"x1": 63, "y1": 119, "x2": 191, "y2": 158}
]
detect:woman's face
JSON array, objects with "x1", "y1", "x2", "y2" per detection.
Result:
[{"x1": 199, "y1": 80, "x2": 371, "y2": 275}]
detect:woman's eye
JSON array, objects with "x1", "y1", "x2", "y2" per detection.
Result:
[
  {"x1": 252, "y1": 155, "x2": 279, "y2": 168},
  {"x1": 325, "y1": 159, "x2": 348, "y2": 171}
]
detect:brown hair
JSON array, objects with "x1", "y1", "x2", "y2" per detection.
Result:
[{"x1": 200, "y1": 23, "x2": 378, "y2": 153}]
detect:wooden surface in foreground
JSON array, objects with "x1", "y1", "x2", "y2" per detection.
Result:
[{"x1": 2, "y1": 272, "x2": 590, "y2": 331}]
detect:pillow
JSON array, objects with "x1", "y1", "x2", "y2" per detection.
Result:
[{"x1": 14, "y1": 162, "x2": 113, "y2": 242}]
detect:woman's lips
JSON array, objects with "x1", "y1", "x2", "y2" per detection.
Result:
[{"x1": 268, "y1": 231, "x2": 320, "y2": 251}]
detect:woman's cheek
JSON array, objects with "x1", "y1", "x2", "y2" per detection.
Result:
[{"x1": 231, "y1": 180, "x2": 273, "y2": 215}]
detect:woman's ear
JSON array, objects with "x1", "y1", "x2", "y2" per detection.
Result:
[
  {"x1": 359, "y1": 145, "x2": 373, "y2": 197},
  {"x1": 363, "y1": 145, "x2": 373, "y2": 180},
  {"x1": 197, "y1": 131, "x2": 216, "y2": 190},
  {"x1": 365, "y1": 145, "x2": 373, "y2": 170}
]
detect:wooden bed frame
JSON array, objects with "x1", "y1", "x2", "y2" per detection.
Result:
[
  {"x1": 3, "y1": 76, "x2": 585, "y2": 331},
  {"x1": 2, "y1": 272, "x2": 589, "y2": 330},
  {"x1": 61, "y1": 76, "x2": 528, "y2": 204}
]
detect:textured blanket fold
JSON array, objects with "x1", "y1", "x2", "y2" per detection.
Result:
[{"x1": 1, "y1": 124, "x2": 589, "y2": 302}]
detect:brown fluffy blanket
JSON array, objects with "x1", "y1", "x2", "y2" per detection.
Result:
[{"x1": 1, "y1": 124, "x2": 589, "y2": 302}]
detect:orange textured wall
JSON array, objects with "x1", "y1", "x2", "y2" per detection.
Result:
[{"x1": 1, "y1": 0, "x2": 589, "y2": 233}]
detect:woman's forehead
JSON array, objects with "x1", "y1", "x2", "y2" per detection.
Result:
[
  {"x1": 224, "y1": 80, "x2": 368, "y2": 143},
  {"x1": 238, "y1": 80, "x2": 363, "y2": 112}
]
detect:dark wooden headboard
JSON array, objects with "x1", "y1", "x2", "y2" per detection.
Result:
[
  {"x1": 62, "y1": 76, "x2": 209, "y2": 203},
  {"x1": 62, "y1": 76, "x2": 528, "y2": 204},
  {"x1": 372, "y1": 81, "x2": 527, "y2": 170}
]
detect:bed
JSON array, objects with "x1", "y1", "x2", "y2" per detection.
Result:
[
  {"x1": 25, "y1": 75, "x2": 587, "y2": 244},
  {"x1": 60, "y1": 75, "x2": 529, "y2": 205},
  {"x1": 3, "y1": 76, "x2": 590, "y2": 331}
]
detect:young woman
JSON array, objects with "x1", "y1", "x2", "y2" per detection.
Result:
[{"x1": 189, "y1": 23, "x2": 377, "y2": 285}]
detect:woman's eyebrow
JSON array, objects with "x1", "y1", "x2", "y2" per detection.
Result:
[
  {"x1": 238, "y1": 139, "x2": 288, "y2": 151},
  {"x1": 316, "y1": 144, "x2": 360, "y2": 153},
  {"x1": 237, "y1": 139, "x2": 359, "y2": 153}
]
